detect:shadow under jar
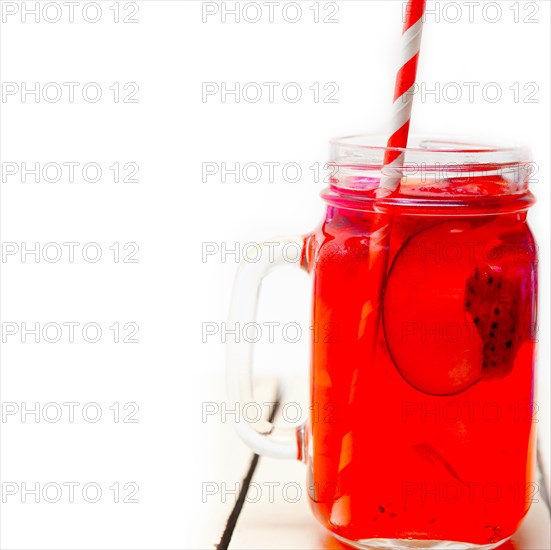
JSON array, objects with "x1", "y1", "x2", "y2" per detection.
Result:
[{"x1": 227, "y1": 136, "x2": 538, "y2": 550}]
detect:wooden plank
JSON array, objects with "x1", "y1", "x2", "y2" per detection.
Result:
[{"x1": 191, "y1": 376, "x2": 279, "y2": 550}]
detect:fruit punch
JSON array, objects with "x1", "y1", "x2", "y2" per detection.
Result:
[{"x1": 304, "y1": 168, "x2": 538, "y2": 548}]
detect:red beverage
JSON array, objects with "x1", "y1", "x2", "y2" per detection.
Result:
[{"x1": 304, "y1": 147, "x2": 538, "y2": 549}]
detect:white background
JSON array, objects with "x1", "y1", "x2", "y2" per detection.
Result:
[{"x1": 0, "y1": 1, "x2": 549, "y2": 548}]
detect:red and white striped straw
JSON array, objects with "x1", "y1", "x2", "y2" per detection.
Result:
[{"x1": 378, "y1": 0, "x2": 426, "y2": 197}]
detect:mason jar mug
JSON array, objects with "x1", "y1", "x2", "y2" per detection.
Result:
[{"x1": 226, "y1": 136, "x2": 538, "y2": 550}]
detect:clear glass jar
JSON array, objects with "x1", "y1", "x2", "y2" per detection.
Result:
[{"x1": 227, "y1": 136, "x2": 538, "y2": 550}]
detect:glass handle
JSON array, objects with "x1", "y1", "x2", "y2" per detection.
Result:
[{"x1": 226, "y1": 236, "x2": 307, "y2": 460}]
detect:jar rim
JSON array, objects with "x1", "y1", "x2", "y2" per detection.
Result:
[
  {"x1": 329, "y1": 134, "x2": 531, "y2": 162},
  {"x1": 325, "y1": 134, "x2": 535, "y2": 214}
]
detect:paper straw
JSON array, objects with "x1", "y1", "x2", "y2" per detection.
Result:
[
  {"x1": 378, "y1": 0, "x2": 426, "y2": 197},
  {"x1": 329, "y1": 1, "x2": 428, "y2": 523}
]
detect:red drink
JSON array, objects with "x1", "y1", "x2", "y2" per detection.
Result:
[{"x1": 305, "y1": 167, "x2": 538, "y2": 548}]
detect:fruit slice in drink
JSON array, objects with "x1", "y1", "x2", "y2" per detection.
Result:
[{"x1": 383, "y1": 216, "x2": 537, "y2": 396}]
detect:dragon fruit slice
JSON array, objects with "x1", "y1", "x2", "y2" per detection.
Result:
[
  {"x1": 465, "y1": 246, "x2": 536, "y2": 379},
  {"x1": 382, "y1": 218, "x2": 536, "y2": 396}
]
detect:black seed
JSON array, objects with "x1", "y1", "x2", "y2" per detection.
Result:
[
  {"x1": 497, "y1": 283, "x2": 502, "y2": 289},
  {"x1": 488, "y1": 277, "x2": 493, "y2": 284},
  {"x1": 506, "y1": 340, "x2": 512, "y2": 348},
  {"x1": 466, "y1": 302, "x2": 471, "y2": 308},
  {"x1": 468, "y1": 287, "x2": 475, "y2": 294},
  {"x1": 489, "y1": 332, "x2": 495, "y2": 338},
  {"x1": 379, "y1": 506, "x2": 385, "y2": 513},
  {"x1": 494, "y1": 308, "x2": 500, "y2": 315},
  {"x1": 510, "y1": 327, "x2": 516, "y2": 333},
  {"x1": 474, "y1": 317, "x2": 480, "y2": 324},
  {"x1": 491, "y1": 322, "x2": 499, "y2": 329},
  {"x1": 492, "y1": 361, "x2": 497, "y2": 366},
  {"x1": 491, "y1": 346, "x2": 495, "y2": 352}
]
